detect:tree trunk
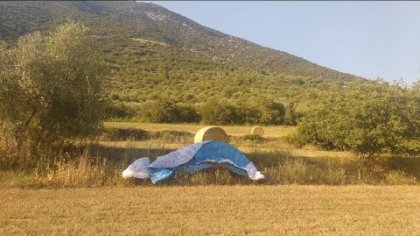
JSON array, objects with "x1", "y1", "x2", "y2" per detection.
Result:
[{"x1": 17, "y1": 108, "x2": 37, "y2": 160}]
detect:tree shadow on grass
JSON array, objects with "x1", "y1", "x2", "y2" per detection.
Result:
[{"x1": 382, "y1": 155, "x2": 420, "y2": 179}]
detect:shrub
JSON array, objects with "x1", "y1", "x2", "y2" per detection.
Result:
[
  {"x1": 142, "y1": 100, "x2": 179, "y2": 123},
  {"x1": 104, "y1": 103, "x2": 134, "y2": 119},
  {"x1": 237, "y1": 98, "x2": 286, "y2": 125},
  {"x1": 200, "y1": 99, "x2": 242, "y2": 125},
  {"x1": 141, "y1": 100, "x2": 200, "y2": 123},
  {"x1": 258, "y1": 101, "x2": 285, "y2": 125},
  {"x1": 111, "y1": 94, "x2": 120, "y2": 101},
  {"x1": 294, "y1": 82, "x2": 420, "y2": 158},
  {"x1": 177, "y1": 104, "x2": 201, "y2": 123},
  {"x1": 284, "y1": 102, "x2": 299, "y2": 125},
  {"x1": 0, "y1": 21, "x2": 105, "y2": 159}
]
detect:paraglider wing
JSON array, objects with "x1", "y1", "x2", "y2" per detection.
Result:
[
  {"x1": 146, "y1": 141, "x2": 207, "y2": 183},
  {"x1": 122, "y1": 141, "x2": 265, "y2": 183}
]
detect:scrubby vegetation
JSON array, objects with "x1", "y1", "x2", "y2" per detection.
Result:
[{"x1": 290, "y1": 81, "x2": 420, "y2": 158}]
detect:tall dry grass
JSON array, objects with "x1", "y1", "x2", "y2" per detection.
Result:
[
  {"x1": 39, "y1": 154, "x2": 116, "y2": 187},
  {"x1": 1, "y1": 127, "x2": 419, "y2": 188}
]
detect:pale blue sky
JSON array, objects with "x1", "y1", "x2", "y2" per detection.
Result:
[{"x1": 152, "y1": 1, "x2": 420, "y2": 85}]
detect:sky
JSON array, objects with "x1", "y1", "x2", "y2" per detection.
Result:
[{"x1": 152, "y1": 1, "x2": 420, "y2": 85}]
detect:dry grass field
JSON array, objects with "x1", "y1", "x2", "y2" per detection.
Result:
[
  {"x1": 1, "y1": 186, "x2": 419, "y2": 235},
  {"x1": 2, "y1": 121, "x2": 418, "y2": 188}
]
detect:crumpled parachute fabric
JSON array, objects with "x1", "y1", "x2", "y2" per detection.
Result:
[{"x1": 122, "y1": 140, "x2": 265, "y2": 183}]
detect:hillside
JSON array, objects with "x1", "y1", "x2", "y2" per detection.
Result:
[{"x1": 0, "y1": 1, "x2": 369, "y2": 117}]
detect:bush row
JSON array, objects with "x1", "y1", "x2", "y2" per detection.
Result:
[
  {"x1": 289, "y1": 81, "x2": 420, "y2": 158},
  {"x1": 105, "y1": 99, "x2": 299, "y2": 125}
]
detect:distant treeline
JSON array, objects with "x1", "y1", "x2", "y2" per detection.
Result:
[
  {"x1": 106, "y1": 79, "x2": 420, "y2": 158},
  {"x1": 105, "y1": 98, "x2": 299, "y2": 126}
]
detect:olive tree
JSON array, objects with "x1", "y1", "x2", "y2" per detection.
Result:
[{"x1": 0, "y1": 21, "x2": 105, "y2": 158}]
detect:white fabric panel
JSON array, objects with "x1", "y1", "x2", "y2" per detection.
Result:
[
  {"x1": 245, "y1": 162, "x2": 265, "y2": 180},
  {"x1": 122, "y1": 157, "x2": 150, "y2": 179},
  {"x1": 148, "y1": 141, "x2": 207, "y2": 168}
]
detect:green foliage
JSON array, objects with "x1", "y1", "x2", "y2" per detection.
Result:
[
  {"x1": 0, "y1": 21, "x2": 105, "y2": 157},
  {"x1": 142, "y1": 100, "x2": 179, "y2": 123},
  {"x1": 104, "y1": 103, "x2": 135, "y2": 119},
  {"x1": 294, "y1": 81, "x2": 420, "y2": 157},
  {"x1": 200, "y1": 99, "x2": 241, "y2": 125},
  {"x1": 198, "y1": 98, "x2": 287, "y2": 125},
  {"x1": 251, "y1": 99, "x2": 285, "y2": 125},
  {"x1": 176, "y1": 104, "x2": 201, "y2": 123},
  {"x1": 284, "y1": 102, "x2": 299, "y2": 125},
  {"x1": 141, "y1": 100, "x2": 200, "y2": 123}
]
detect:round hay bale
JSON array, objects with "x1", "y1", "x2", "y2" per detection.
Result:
[
  {"x1": 251, "y1": 126, "x2": 264, "y2": 136},
  {"x1": 194, "y1": 126, "x2": 229, "y2": 143}
]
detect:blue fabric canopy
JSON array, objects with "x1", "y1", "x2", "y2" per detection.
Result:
[{"x1": 122, "y1": 141, "x2": 265, "y2": 183}]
